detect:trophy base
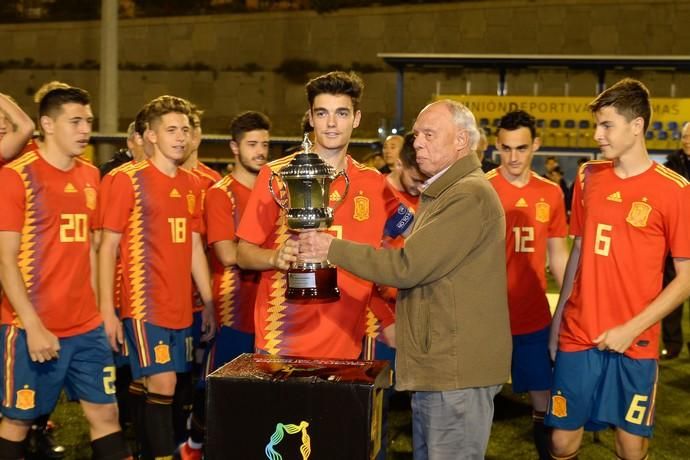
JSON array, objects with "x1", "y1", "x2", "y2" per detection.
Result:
[{"x1": 286, "y1": 266, "x2": 340, "y2": 301}]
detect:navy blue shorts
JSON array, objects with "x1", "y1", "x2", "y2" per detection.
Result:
[
  {"x1": 511, "y1": 326, "x2": 552, "y2": 393},
  {"x1": 113, "y1": 337, "x2": 130, "y2": 368},
  {"x1": 0, "y1": 324, "x2": 116, "y2": 420},
  {"x1": 123, "y1": 319, "x2": 193, "y2": 379},
  {"x1": 545, "y1": 348, "x2": 658, "y2": 437},
  {"x1": 191, "y1": 310, "x2": 203, "y2": 350}
]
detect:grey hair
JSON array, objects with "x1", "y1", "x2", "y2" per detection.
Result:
[{"x1": 438, "y1": 99, "x2": 480, "y2": 151}]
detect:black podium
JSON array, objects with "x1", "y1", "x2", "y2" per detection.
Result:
[{"x1": 206, "y1": 353, "x2": 392, "y2": 460}]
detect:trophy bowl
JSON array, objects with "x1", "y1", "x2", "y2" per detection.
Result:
[{"x1": 269, "y1": 135, "x2": 349, "y2": 301}]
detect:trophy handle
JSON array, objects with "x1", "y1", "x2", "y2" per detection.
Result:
[
  {"x1": 269, "y1": 171, "x2": 289, "y2": 210},
  {"x1": 330, "y1": 170, "x2": 350, "y2": 211}
]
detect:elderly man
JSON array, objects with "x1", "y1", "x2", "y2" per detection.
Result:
[{"x1": 298, "y1": 99, "x2": 512, "y2": 460}]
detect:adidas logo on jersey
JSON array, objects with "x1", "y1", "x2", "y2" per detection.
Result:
[
  {"x1": 330, "y1": 190, "x2": 341, "y2": 202},
  {"x1": 515, "y1": 198, "x2": 528, "y2": 208},
  {"x1": 64, "y1": 182, "x2": 77, "y2": 193},
  {"x1": 169, "y1": 188, "x2": 181, "y2": 198},
  {"x1": 607, "y1": 191, "x2": 622, "y2": 202}
]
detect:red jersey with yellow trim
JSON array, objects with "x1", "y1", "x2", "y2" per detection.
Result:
[
  {"x1": 236, "y1": 154, "x2": 398, "y2": 359},
  {"x1": 101, "y1": 159, "x2": 203, "y2": 329},
  {"x1": 365, "y1": 181, "x2": 420, "y2": 341},
  {"x1": 190, "y1": 161, "x2": 222, "y2": 312},
  {"x1": 0, "y1": 150, "x2": 102, "y2": 337},
  {"x1": 560, "y1": 160, "x2": 690, "y2": 359},
  {"x1": 96, "y1": 163, "x2": 136, "y2": 314},
  {"x1": 192, "y1": 162, "x2": 222, "y2": 191},
  {"x1": 205, "y1": 175, "x2": 259, "y2": 333},
  {"x1": 487, "y1": 169, "x2": 568, "y2": 335}
]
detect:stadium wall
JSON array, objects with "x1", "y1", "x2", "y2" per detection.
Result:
[{"x1": 0, "y1": 0, "x2": 688, "y2": 137}]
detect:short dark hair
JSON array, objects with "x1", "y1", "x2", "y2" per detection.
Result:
[
  {"x1": 229, "y1": 111, "x2": 271, "y2": 143},
  {"x1": 143, "y1": 95, "x2": 191, "y2": 129},
  {"x1": 305, "y1": 71, "x2": 364, "y2": 111},
  {"x1": 497, "y1": 110, "x2": 537, "y2": 139},
  {"x1": 35, "y1": 81, "x2": 90, "y2": 119},
  {"x1": 589, "y1": 78, "x2": 651, "y2": 132},
  {"x1": 34, "y1": 81, "x2": 90, "y2": 139},
  {"x1": 399, "y1": 133, "x2": 420, "y2": 170}
]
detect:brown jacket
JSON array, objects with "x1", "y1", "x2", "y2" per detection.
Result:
[{"x1": 329, "y1": 154, "x2": 511, "y2": 391}]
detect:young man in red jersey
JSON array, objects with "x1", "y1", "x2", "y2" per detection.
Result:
[
  {"x1": 0, "y1": 93, "x2": 34, "y2": 165},
  {"x1": 487, "y1": 110, "x2": 569, "y2": 460},
  {"x1": 236, "y1": 71, "x2": 402, "y2": 360},
  {"x1": 179, "y1": 110, "x2": 270, "y2": 459},
  {"x1": 547, "y1": 79, "x2": 690, "y2": 460},
  {"x1": 175, "y1": 104, "x2": 222, "y2": 446},
  {"x1": 181, "y1": 105, "x2": 221, "y2": 361},
  {"x1": 0, "y1": 82, "x2": 131, "y2": 460},
  {"x1": 0, "y1": 88, "x2": 64, "y2": 460},
  {"x1": 99, "y1": 95, "x2": 216, "y2": 460}
]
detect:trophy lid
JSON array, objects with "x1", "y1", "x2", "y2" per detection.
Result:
[{"x1": 279, "y1": 134, "x2": 336, "y2": 179}]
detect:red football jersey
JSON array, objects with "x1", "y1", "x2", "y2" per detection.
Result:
[
  {"x1": 205, "y1": 175, "x2": 259, "y2": 333},
  {"x1": 101, "y1": 160, "x2": 203, "y2": 329},
  {"x1": 0, "y1": 150, "x2": 102, "y2": 337},
  {"x1": 560, "y1": 160, "x2": 690, "y2": 359},
  {"x1": 192, "y1": 162, "x2": 222, "y2": 190},
  {"x1": 189, "y1": 161, "x2": 221, "y2": 312},
  {"x1": 487, "y1": 169, "x2": 568, "y2": 335},
  {"x1": 97, "y1": 166, "x2": 134, "y2": 314},
  {"x1": 236, "y1": 154, "x2": 398, "y2": 359},
  {"x1": 0, "y1": 138, "x2": 38, "y2": 168}
]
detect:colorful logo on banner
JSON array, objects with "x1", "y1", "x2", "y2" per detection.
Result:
[{"x1": 265, "y1": 421, "x2": 311, "y2": 460}]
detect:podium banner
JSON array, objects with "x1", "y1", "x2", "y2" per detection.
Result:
[{"x1": 437, "y1": 94, "x2": 689, "y2": 126}]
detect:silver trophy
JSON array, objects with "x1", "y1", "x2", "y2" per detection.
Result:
[{"x1": 269, "y1": 134, "x2": 349, "y2": 300}]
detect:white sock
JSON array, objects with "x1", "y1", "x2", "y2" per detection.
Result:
[{"x1": 187, "y1": 439, "x2": 203, "y2": 450}]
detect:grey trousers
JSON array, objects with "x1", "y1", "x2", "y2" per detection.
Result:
[{"x1": 411, "y1": 385, "x2": 502, "y2": 460}]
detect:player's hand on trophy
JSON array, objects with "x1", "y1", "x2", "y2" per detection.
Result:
[
  {"x1": 25, "y1": 320, "x2": 61, "y2": 362},
  {"x1": 593, "y1": 323, "x2": 636, "y2": 353},
  {"x1": 298, "y1": 231, "x2": 334, "y2": 263},
  {"x1": 271, "y1": 238, "x2": 299, "y2": 271}
]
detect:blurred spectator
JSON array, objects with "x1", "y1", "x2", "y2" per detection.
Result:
[
  {"x1": 660, "y1": 122, "x2": 690, "y2": 360},
  {"x1": 381, "y1": 134, "x2": 403, "y2": 174},
  {"x1": 544, "y1": 156, "x2": 570, "y2": 212},
  {"x1": 476, "y1": 129, "x2": 497, "y2": 172}
]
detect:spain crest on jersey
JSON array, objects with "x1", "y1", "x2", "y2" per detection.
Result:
[
  {"x1": 186, "y1": 192, "x2": 196, "y2": 215},
  {"x1": 626, "y1": 201, "x2": 652, "y2": 228},
  {"x1": 551, "y1": 393, "x2": 567, "y2": 418},
  {"x1": 535, "y1": 201, "x2": 550, "y2": 223},
  {"x1": 84, "y1": 186, "x2": 97, "y2": 210},
  {"x1": 154, "y1": 342, "x2": 171, "y2": 364},
  {"x1": 16, "y1": 386, "x2": 35, "y2": 410},
  {"x1": 353, "y1": 194, "x2": 370, "y2": 222}
]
